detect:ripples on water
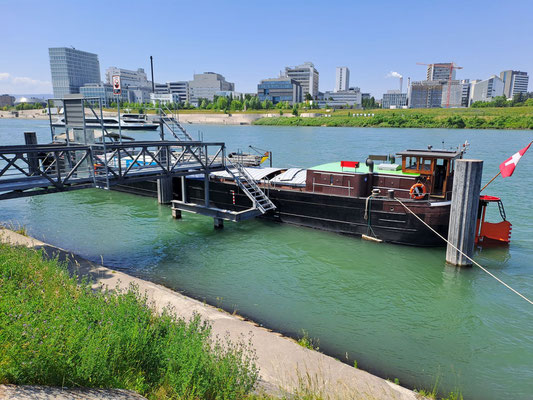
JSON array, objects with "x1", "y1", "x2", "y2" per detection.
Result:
[{"x1": 1, "y1": 119, "x2": 533, "y2": 399}]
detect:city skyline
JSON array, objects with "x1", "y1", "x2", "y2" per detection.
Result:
[{"x1": 1, "y1": 0, "x2": 532, "y2": 97}]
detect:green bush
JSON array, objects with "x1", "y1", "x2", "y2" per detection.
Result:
[{"x1": 0, "y1": 244, "x2": 258, "y2": 399}]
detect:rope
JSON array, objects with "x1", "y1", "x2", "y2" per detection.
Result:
[{"x1": 395, "y1": 197, "x2": 533, "y2": 306}]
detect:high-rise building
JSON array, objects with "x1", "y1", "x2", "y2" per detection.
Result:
[
  {"x1": 469, "y1": 75, "x2": 504, "y2": 104},
  {"x1": 500, "y1": 70, "x2": 529, "y2": 98},
  {"x1": 105, "y1": 67, "x2": 149, "y2": 89},
  {"x1": 285, "y1": 62, "x2": 319, "y2": 98},
  {"x1": 188, "y1": 72, "x2": 234, "y2": 104},
  {"x1": 335, "y1": 67, "x2": 349, "y2": 92},
  {"x1": 408, "y1": 81, "x2": 443, "y2": 108},
  {"x1": 49, "y1": 47, "x2": 101, "y2": 98},
  {"x1": 460, "y1": 79, "x2": 470, "y2": 107},
  {"x1": 427, "y1": 63, "x2": 456, "y2": 81},
  {"x1": 382, "y1": 90, "x2": 407, "y2": 109},
  {"x1": 257, "y1": 78, "x2": 302, "y2": 105}
]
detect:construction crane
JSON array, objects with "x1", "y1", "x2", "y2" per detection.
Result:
[{"x1": 417, "y1": 62, "x2": 463, "y2": 108}]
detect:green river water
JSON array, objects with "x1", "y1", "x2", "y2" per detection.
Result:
[{"x1": 1, "y1": 119, "x2": 532, "y2": 399}]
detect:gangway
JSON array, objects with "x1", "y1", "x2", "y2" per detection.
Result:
[{"x1": 0, "y1": 141, "x2": 226, "y2": 200}]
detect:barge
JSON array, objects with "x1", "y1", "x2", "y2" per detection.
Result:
[{"x1": 179, "y1": 147, "x2": 466, "y2": 246}]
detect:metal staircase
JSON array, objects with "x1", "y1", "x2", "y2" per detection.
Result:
[
  {"x1": 225, "y1": 158, "x2": 276, "y2": 214},
  {"x1": 160, "y1": 106, "x2": 194, "y2": 141}
]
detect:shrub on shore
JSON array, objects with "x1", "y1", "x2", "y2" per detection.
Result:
[
  {"x1": 0, "y1": 243, "x2": 258, "y2": 399},
  {"x1": 254, "y1": 113, "x2": 533, "y2": 130}
]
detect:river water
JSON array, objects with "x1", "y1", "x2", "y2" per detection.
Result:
[{"x1": 1, "y1": 118, "x2": 532, "y2": 399}]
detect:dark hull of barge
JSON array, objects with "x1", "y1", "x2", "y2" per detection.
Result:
[{"x1": 183, "y1": 179, "x2": 450, "y2": 247}]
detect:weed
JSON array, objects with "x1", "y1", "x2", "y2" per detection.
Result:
[
  {"x1": 353, "y1": 360, "x2": 358, "y2": 369},
  {"x1": 297, "y1": 330, "x2": 319, "y2": 351},
  {"x1": 0, "y1": 243, "x2": 258, "y2": 399}
]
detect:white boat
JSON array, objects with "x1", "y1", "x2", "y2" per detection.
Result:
[{"x1": 52, "y1": 115, "x2": 159, "y2": 131}]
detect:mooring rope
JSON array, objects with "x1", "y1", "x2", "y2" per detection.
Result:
[{"x1": 395, "y1": 197, "x2": 533, "y2": 306}]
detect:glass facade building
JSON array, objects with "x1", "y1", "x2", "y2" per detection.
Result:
[
  {"x1": 257, "y1": 78, "x2": 302, "y2": 105},
  {"x1": 382, "y1": 91, "x2": 407, "y2": 108},
  {"x1": 49, "y1": 47, "x2": 101, "y2": 98},
  {"x1": 409, "y1": 81, "x2": 443, "y2": 108}
]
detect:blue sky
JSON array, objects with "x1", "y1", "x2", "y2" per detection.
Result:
[{"x1": 1, "y1": 0, "x2": 532, "y2": 97}]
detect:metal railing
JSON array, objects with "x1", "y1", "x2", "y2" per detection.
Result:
[{"x1": 0, "y1": 141, "x2": 226, "y2": 199}]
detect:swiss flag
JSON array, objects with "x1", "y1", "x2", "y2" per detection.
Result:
[{"x1": 499, "y1": 142, "x2": 532, "y2": 178}]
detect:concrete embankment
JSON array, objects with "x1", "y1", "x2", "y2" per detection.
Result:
[{"x1": 0, "y1": 228, "x2": 421, "y2": 400}]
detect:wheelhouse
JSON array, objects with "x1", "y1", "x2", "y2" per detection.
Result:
[{"x1": 396, "y1": 149, "x2": 463, "y2": 199}]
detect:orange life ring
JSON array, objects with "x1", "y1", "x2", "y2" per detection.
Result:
[{"x1": 409, "y1": 183, "x2": 427, "y2": 200}]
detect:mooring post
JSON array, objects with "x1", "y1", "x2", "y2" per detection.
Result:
[
  {"x1": 157, "y1": 176, "x2": 173, "y2": 204},
  {"x1": 446, "y1": 159, "x2": 483, "y2": 266},
  {"x1": 214, "y1": 217, "x2": 224, "y2": 229},
  {"x1": 24, "y1": 131, "x2": 39, "y2": 175},
  {"x1": 172, "y1": 208, "x2": 182, "y2": 219}
]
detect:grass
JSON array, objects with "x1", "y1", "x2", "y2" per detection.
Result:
[
  {"x1": 297, "y1": 330, "x2": 320, "y2": 351},
  {"x1": 1, "y1": 222, "x2": 28, "y2": 237},
  {"x1": 0, "y1": 243, "x2": 259, "y2": 399},
  {"x1": 254, "y1": 105, "x2": 533, "y2": 129}
]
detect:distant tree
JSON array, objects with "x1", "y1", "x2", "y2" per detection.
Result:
[
  {"x1": 230, "y1": 100, "x2": 242, "y2": 111},
  {"x1": 305, "y1": 93, "x2": 313, "y2": 101},
  {"x1": 216, "y1": 97, "x2": 228, "y2": 110},
  {"x1": 292, "y1": 105, "x2": 299, "y2": 116}
]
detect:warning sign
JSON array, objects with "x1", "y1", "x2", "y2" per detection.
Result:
[{"x1": 112, "y1": 75, "x2": 121, "y2": 95}]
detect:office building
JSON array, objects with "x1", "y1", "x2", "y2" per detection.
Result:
[
  {"x1": 319, "y1": 87, "x2": 361, "y2": 108},
  {"x1": 460, "y1": 79, "x2": 470, "y2": 107},
  {"x1": 150, "y1": 93, "x2": 181, "y2": 105},
  {"x1": 127, "y1": 86, "x2": 152, "y2": 104},
  {"x1": 167, "y1": 81, "x2": 189, "y2": 102},
  {"x1": 382, "y1": 90, "x2": 407, "y2": 109},
  {"x1": 409, "y1": 81, "x2": 443, "y2": 108},
  {"x1": 257, "y1": 78, "x2": 302, "y2": 105},
  {"x1": 469, "y1": 75, "x2": 504, "y2": 104},
  {"x1": 154, "y1": 83, "x2": 168, "y2": 94},
  {"x1": 335, "y1": 67, "x2": 350, "y2": 92},
  {"x1": 285, "y1": 62, "x2": 319, "y2": 98},
  {"x1": 427, "y1": 63, "x2": 456, "y2": 81},
  {"x1": 105, "y1": 67, "x2": 149, "y2": 89},
  {"x1": 49, "y1": 47, "x2": 101, "y2": 98},
  {"x1": 188, "y1": 72, "x2": 234, "y2": 105},
  {"x1": 441, "y1": 81, "x2": 463, "y2": 108},
  {"x1": 0, "y1": 94, "x2": 15, "y2": 107},
  {"x1": 500, "y1": 70, "x2": 529, "y2": 98},
  {"x1": 79, "y1": 83, "x2": 129, "y2": 107}
]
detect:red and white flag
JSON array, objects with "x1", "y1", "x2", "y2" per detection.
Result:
[{"x1": 499, "y1": 142, "x2": 532, "y2": 178}]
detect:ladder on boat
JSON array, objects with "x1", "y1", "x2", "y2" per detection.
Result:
[
  {"x1": 160, "y1": 106, "x2": 194, "y2": 141},
  {"x1": 225, "y1": 158, "x2": 276, "y2": 214}
]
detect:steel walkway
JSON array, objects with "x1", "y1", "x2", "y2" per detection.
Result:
[{"x1": 0, "y1": 141, "x2": 226, "y2": 200}]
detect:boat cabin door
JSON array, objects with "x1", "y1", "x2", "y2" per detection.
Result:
[{"x1": 432, "y1": 158, "x2": 448, "y2": 196}]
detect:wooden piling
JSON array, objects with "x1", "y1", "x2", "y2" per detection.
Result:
[{"x1": 446, "y1": 159, "x2": 483, "y2": 266}]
